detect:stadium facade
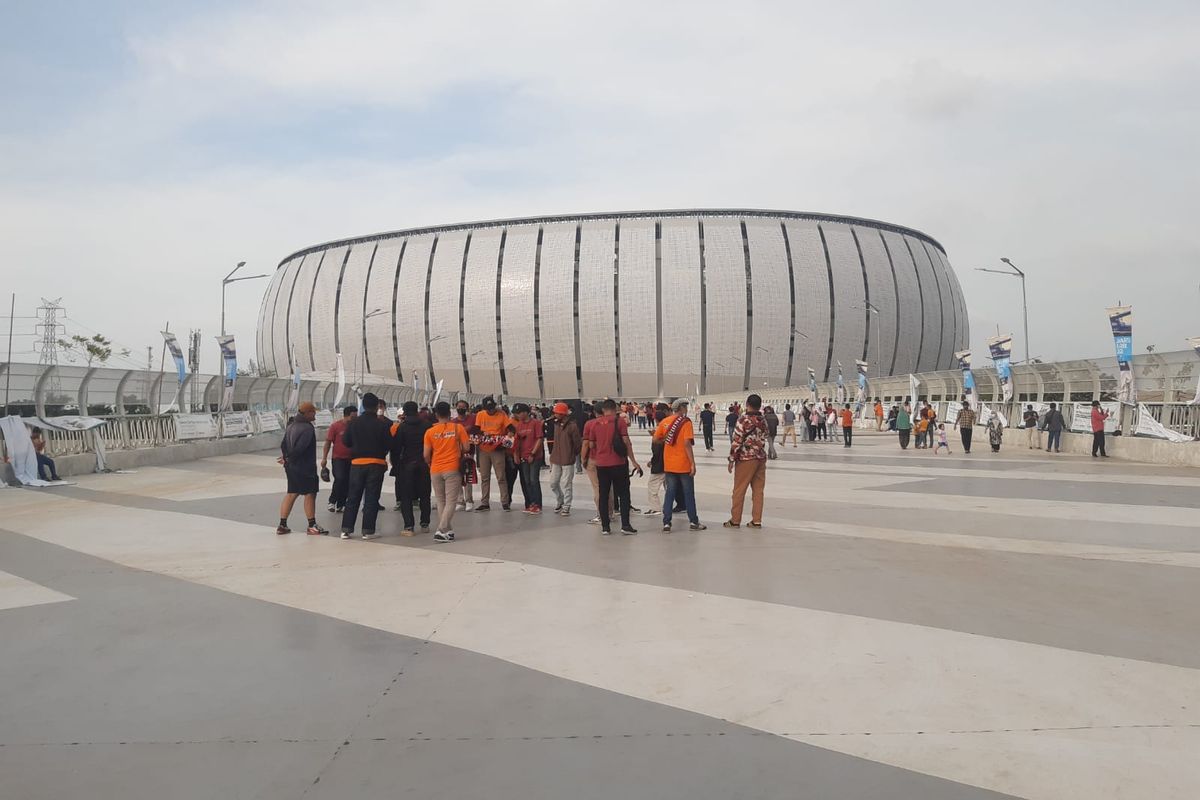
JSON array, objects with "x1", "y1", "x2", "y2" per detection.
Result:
[{"x1": 257, "y1": 209, "x2": 968, "y2": 400}]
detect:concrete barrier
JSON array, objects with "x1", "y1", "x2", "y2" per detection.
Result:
[
  {"x1": 43, "y1": 432, "x2": 285, "y2": 478},
  {"x1": 1049, "y1": 431, "x2": 1200, "y2": 467}
]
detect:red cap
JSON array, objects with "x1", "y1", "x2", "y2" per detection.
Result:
[{"x1": 553, "y1": 402, "x2": 570, "y2": 415}]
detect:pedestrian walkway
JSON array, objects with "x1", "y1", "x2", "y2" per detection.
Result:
[{"x1": 2, "y1": 431, "x2": 1198, "y2": 799}]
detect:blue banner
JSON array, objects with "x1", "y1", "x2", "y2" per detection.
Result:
[
  {"x1": 162, "y1": 331, "x2": 186, "y2": 384},
  {"x1": 216, "y1": 335, "x2": 237, "y2": 411},
  {"x1": 955, "y1": 350, "x2": 975, "y2": 398},
  {"x1": 854, "y1": 360, "x2": 868, "y2": 410},
  {"x1": 1107, "y1": 306, "x2": 1135, "y2": 404},
  {"x1": 835, "y1": 361, "x2": 845, "y2": 403},
  {"x1": 987, "y1": 334, "x2": 1013, "y2": 403}
]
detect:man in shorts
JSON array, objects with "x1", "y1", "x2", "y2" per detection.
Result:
[{"x1": 277, "y1": 401, "x2": 328, "y2": 535}]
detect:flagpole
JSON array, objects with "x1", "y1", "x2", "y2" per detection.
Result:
[{"x1": 4, "y1": 293, "x2": 14, "y2": 415}]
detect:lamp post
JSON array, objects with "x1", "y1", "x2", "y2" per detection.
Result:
[
  {"x1": 221, "y1": 261, "x2": 268, "y2": 336},
  {"x1": 854, "y1": 302, "x2": 882, "y2": 377},
  {"x1": 976, "y1": 258, "x2": 1030, "y2": 364},
  {"x1": 362, "y1": 308, "x2": 385, "y2": 383}
]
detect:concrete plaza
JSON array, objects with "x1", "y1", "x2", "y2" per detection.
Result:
[{"x1": 2, "y1": 429, "x2": 1198, "y2": 799}]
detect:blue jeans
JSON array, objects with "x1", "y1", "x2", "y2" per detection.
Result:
[
  {"x1": 37, "y1": 453, "x2": 59, "y2": 481},
  {"x1": 1046, "y1": 429, "x2": 1062, "y2": 451},
  {"x1": 662, "y1": 472, "x2": 698, "y2": 525}
]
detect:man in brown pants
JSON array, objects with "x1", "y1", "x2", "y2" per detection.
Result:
[
  {"x1": 472, "y1": 396, "x2": 515, "y2": 511},
  {"x1": 724, "y1": 393, "x2": 768, "y2": 529}
]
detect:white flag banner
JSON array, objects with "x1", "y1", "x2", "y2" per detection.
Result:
[
  {"x1": 908, "y1": 373, "x2": 920, "y2": 407},
  {"x1": 333, "y1": 353, "x2": 346, "y2": 409},
  {"x1": 432, "y1": 379, "x2": 445, "y2": 407},
  {"x1": 286, "y1": 344, "x2": 301, "y2": 413},
  {"x1": 1135, "y1": 403, "x2": 1193, "y2": 442},
  {"x1": 1189, "y1": 337, "x2": 1200, "y2": 405}
]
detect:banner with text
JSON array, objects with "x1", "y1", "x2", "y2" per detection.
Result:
[
  {"x1": 175, "y1": 414, "x2": 217, "y2": 440},
  {"x1": 216, "y1": 335, "x2": 237, "y2": 412},
  {"x1": 854, "y1": 360, "x2": 868, "y2": 412},
  {"x1": 807, "y1": 367, "x2": 817, "y2": 404},
  {"x1": 955, "y1": 350, "x2": 975, "y2": 399},
  {"x1": 1107, "y1": 305, "x2": 1135, "y2": 405},
  {"x1": 987, "y1": 333, "x2": 1014, "y2": 403},
  {"x1": 835, "y1": 362, "x2": 846, "y2": 403}
]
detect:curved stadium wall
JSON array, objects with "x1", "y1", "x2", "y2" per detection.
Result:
[{"x1": 257, "y1": 209, "x2": 968, "y2": 400}]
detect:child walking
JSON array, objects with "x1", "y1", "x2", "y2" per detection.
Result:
[{"x1": 934, "y1": 423, "x2": 951, "y2": 455}]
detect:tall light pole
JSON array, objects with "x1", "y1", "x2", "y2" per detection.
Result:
[
  {"x1": 976, "y1": 258, "x2": 1030, "y2": 364},
  {"x1": 853, "y1": 302, "x2": 882, "y2": 377},
  {"x1": 362, "y1": 308, "x2": 385, "y2": 383},
  {"x1": 221, "y1": 261, "x2": 268, "y2": 336}
]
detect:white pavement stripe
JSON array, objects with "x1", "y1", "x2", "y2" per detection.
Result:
[
  {"x1": 0, "y1": 570, "x2": 74, "y2": 612},
  {"x1": 767, "y1": 459, "x2": 1200, "y2": 488},
  {"x1": 6, "y1": 495, "x2": 1200, "y2": 800}
]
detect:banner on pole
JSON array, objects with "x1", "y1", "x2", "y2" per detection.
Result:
[
  {"x1": 285, "y1": 344, "x2": 301, "y2": 413},
  {"x1": 807, "y1": 367, "x2": 817, "y2": 404},
  {"x1": 854, "y1": 360, "x2": 868, "y2": 412},
  {"x1": 333, "y1": 353, "x2": 346, "y2": 409},
  {"x1": 162, "y1": 331, "x2": 186, "y2": 384},
  {"x1": 955, "y1": 350, "x2": 975, "y2": 399},
  {"x1": 216, "y1": 335, "x2": 237, "y2": 412},
  {"x1": 987, "y1": 334, "x2": 1014, "y2": 403},
  {"x1": 908, "y1": 373, "x2": 920, "y2": 408},
  {"x1": 1188, "y1": 337, "x2": 1200, "y2": 406},
  {"x1": 1107, "y1": 305, "x2": 1135, "y2": 405},
  {"x1": 835, "y1": 362, "x2": 846, "y2": 403}
]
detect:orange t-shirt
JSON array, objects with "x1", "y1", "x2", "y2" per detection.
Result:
[
  {"x1": 654, "y1": 415, "x2": 695, "y2": 473},
  {"x1": 840, "y1": 409, "x2": 854, "y2": 427},
  {"x1": 423, "y1": 421, "x2": 468, "y2": 473},
  {"x1": 474, "y1": 409, "x2": 512, "y2": 451}
]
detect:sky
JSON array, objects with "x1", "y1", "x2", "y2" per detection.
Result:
[{"x1": 2, "y1": 0, "x2": 1198, "y2": 376}]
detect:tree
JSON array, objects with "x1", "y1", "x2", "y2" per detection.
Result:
[{"x1": 58, "y1": 334, "x2": 131, "y2": 367}]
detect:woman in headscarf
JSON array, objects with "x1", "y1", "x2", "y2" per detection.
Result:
[{"x1": 988, "y1": 414, "x2": 1005, "y2": 453}]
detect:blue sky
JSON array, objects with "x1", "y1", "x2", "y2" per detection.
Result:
[{"x1": 2, "y1": 0, "x2": 1198, "y2": 374}]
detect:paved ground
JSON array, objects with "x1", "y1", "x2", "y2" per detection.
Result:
[{"x1": 2, "y1": 429, "x2": 1198, "y2": 799}]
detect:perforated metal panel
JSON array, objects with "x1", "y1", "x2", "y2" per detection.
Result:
[
  {"x1": 881, "y1": 230, "x2": 922, "y2": 376},
  {"x1": 820, "y1": 224, "x2": 867, "y2": 376},
  {"x1": 783, "y1": 220, "x2": 832, "y2": 382},
  {"x1": 459, "y1": 228, "x2": 501, "y2": 397},
  {"x1": 920, "y1": 240, "x2": 955, "y2": 371},
  {"x1": 330, "y1": 243, "x2": 371, "y2": 374},
  {"x1": 744, "y1": 219, "x2": 791, "y2": 387},
  {"x1": 309, "y1": 245, "x2": 348, "y2": 372},
  {"x1": 271, "y1": 256, "x2": 305, "y2": 375},
  {"x1": 364, "y1": 239, "x2": 404, "y2": 380},
  {"x1": 536, "y1": 222, "x2": 578, "y2": 398},
  {"x1": 577, "y1": 220, "x2": 617, "y2": 397},
  {"x1": 931, "y1": 246, "x2": 970, "y2": 352},
  {"x1": 429, "y1": 230, "x2": 469, "y2": 393},
  {"x1": 498, "y1": 225, "x2": 540, "y2": 398},
  {"x1": 854, "y1": 226, "x2": 899, "y2": 377},
  {"x1": 395, "y1": 235, "x2": 434, "y2": 385},
  {"x1": 907, "y1": 236, "x2": 945, "y2": 371},
  {"x1": 616, "y1": 218, "x2": 657, "y2": 398},
  {"x1": 287, "y1": 251, "x2": 324, "y2": 374},
  {"x1": 659, "y1": 218, "x2": 702, "y2": 397},
  {"x1": 257, "y1": 266, "x2": 286, "y2": 374},
  {"x1": 702, "y1": 219, "x2": 747, "y2": 395}
]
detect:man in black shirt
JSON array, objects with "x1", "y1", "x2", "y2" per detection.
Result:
[
  {"x1": 699, "y1": 403, "x2": 716, "y2": 451},
  {"x1": 390, "y1": 401, "x2": 431, "y2": 536},
  {"x1": 341, "y1": 392, "x2": 393, "y2": 539},
  {"x1": 277, "y1": 401, "x2": 327, "y2": 535}
]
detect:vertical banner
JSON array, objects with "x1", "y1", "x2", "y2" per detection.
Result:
[
  {"x1": 432, "y1": 379, "x2": 445, "y2": 408},
  {"x1": 216, "y1": 335, "x2": 237, "y2": 412},
  {"x1": 835, "y1": 362, "x2": 846, "y2": 403},
  {"x1": 424, "y1": 372, "x2": 433, "y2": 405},
  {"x1": 332, "y1": 353, "x2": 346, "y2": 409},
  {"x1": 955, "y1": 350, "x2": 975, "y2": 399},
  {"x1": 807, "y1": 367, "x2": 817, "y2": 404},
  {"x1": 161, "y1": 331, "x2": 186, "y2": 410},
  {"x1": 987, "y1": 333, "x2": 1014, "y2": 404},
  {"x1": 1189, "y1": 337, "x2": 1200, "y2": 405},
  {"x1": 412, "y1": 370, "x2": 420, "y2": 398},
  {"x1": 286, "y1": 344, "x2": 301, "y2": 413},
  {"x1": 909, "y1": 373, "x2": 920, "y2": 409},
  {"x1": 1107, "y1": 305, "x2": 1135, "y2": 405},
  {"x1": 854, "y1": 360, "x2": 868, "y2": 412}
]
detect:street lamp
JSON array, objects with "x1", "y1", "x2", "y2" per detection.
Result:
[
  {"x1": 976, "y1": 258, "x2": 1030, "y2": 364},
  {"x1": 221, "y1": 261, "x2": 268, "y2": 336},
  {"x1": 360, "y1": 308, "x2": 385, "y2": 382}
]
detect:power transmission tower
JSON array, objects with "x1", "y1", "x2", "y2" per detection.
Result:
[
  {"x1": 188, "y1": 329, "x2": 201, "y2": 411},
  {"x1": 35, "y1": 297, "x2": 65, "y2": 399}
]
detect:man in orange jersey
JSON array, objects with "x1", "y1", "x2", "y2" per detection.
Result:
[{"x1": 424, "y1": 401, "x2": 470, "y2": 542}]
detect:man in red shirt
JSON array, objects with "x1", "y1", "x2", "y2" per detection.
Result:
[
  {"x1": 319, "y1": 405, "x2": 357, "y2": 513},
  {"x1": 512, "y1": 403, "x2": 545, "y2": 513},
  {"x1": 581, "y1": 398, "x2": 642, "y2": 535},
  {"x1": 1090, "y1": 400, "x2": 1111, "y2": 458}
]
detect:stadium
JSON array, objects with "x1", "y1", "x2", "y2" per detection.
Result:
[{"x1": 257, "y1": 209, "x2": 968, "y2": 400}]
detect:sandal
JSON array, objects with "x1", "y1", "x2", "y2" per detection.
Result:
[
  {"x1": 722, "y1": 520, "x2": 740, "y2": 528},
  {"x1": 747, "y1": 522, "x2": 762, "y2": 529}
]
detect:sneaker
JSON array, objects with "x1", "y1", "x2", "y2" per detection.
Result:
[
  {"x1": 601, "y1": 528, "x2": 613, "y2": 535},
  {"x1": 629, "y1": 506, "x2": 641, "y2": 514},
  {"x1": 340, "y1": 530, "x2": 353, "y2": 539},
  {"x1": 662, "y1": 523, "x2": 672, "y2": 533},
  {"x1": 475, "y1": 504, "x2": 490, "y2": 512},
  {"x1": 461, "y1": 503, "x2": 474, "y2": 512},
  {"x1": 276, "y1": 524, "x2": 291, "y2": 535},
  {"x1": 554, "y1": 504, "x2": 563, "y2": 513},
  {"x1": 643, "y1": 508, "x2": 660, "y2": 516},
  {"x1": 376, "y1": 504, "x2": 386, "y2": 511},
  {"x1": 327, "y1": 503, "x2": 337, "y2": 513},
  {"x1": 361, "y1": 531, "x2": 378, "y2": 540},
  {"x1": 689, "y1": 523, "x2": 707, "y2": 531},
  {"x1": 528, "y1": 505, "x2": 541, "y2": 515},
  {"x1": 307, "y1": 523, "x2": 329, "y2": 536},
  {"x1": 394, "y1": 502, "x2": 404, "y2": 511},
  {"x1": 558, "y1": 507, "x2": 571, "y2": 516},
  {"x1": 433, "y1": 530, "x2": 454, "y2": 543},
  {"x1": 522, "y1": 506, "x2": 534, "y2": 514},
  {"x1": 588, "y1": 516, "x2": 601, "y2": 525},
  {"x1": 421, "y1": 524, "x2": 430, "y2": 532},
  {"x1": 502, "y1": 503, "x2": 511, "y2": 511},
  {"x1": 400, "y1": 529, "x2": 415, "y2": 537},
  {"x1": 621, "y1": 525, "x2": 638, "y2": 535},
  {"x1": 334, "y1": 506, "x2": 344, "y2": 514}
]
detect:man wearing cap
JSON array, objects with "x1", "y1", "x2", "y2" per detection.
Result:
[
  {"x1": 340, "y1": 392, "x2": 393, "y2": 539},
  {"x1": 320, "y1": 405, "x2": 357, "y2": 513},
  {"x1": 472, "y1": 396, "x2": 515, "y2": 511},
  {"x1": 539, "y1": 402, "x2": 575, "y2": 516},
  {"x1": 277, "y1": 401, "x2": 328, "y2": 535},
  {"x1": 390, "y1": 400, "x2": 432, "y2": 536},
  {"x1": 655, "y1": 400, "x2": 705, "y2": 532}
]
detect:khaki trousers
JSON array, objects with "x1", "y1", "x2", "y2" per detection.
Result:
[
  {"x1": 477, "y1": 448, "x2": 510, "y2": 505},
  {"x1": 431, "y1": 470, "x2": 462, "y2": 533},
  {"x1": 730, "y1": 459, "x2": 766, "y2": 525},
  {"x1": 1025, "y1": 427, "x2": 1042, "y2": 449}
]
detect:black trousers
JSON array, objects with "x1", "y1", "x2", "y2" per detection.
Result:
[
  {"x1": 396, "y1": 461, "x2": 431, "y2": 530},
  {"x1": 961, "y1": 428, "x2": 973, "y2": 453},
  {"x1": 843, "y1": 426, "x2": 853, "y2": 447},
  {"x1": 702, "y1": 427, "x2": 714, "y2": 450},
  {"x1": 817, "y1": 422, "x2": 827, "y2": 440},
  {"x1": 342, "y1": 464, "x2": 386, "y2": 533},
  {"x1": 328, "y1": 458, "x2": 351, "y2": 507},
  {"x1": 597, "y1": 464, "x2": 632, "y2": 531},
  {"x1": 1092, "y1": 430, "x2": 1106, "y2": 456},
  {"x1": 898, "y1": 429, "x2": 910, "y2": 449}
]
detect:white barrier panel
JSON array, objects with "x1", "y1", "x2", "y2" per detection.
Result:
[
  {"x1": 1070, "y1": 402, "x2": 1119, "y2": 433},
  {"x1": 176, "y1": 414, "x2": 217, "y2": 440},
  {"x1": 313, "y1": 410, "x2": 333, "y2": 427},
  {"x1": 257, "y1": 412, "x2": 281, "y2": 433},
  {"x1": 221, "y1": 411, "x2": 253, "y2": 438}
]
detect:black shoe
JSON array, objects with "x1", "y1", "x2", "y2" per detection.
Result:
[{"x1": 620, "y1": 525, "x2": 638, "y2": 535}]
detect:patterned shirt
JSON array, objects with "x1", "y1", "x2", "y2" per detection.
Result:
[
  {"x1": 956, "y1": 407, "x2": 977, "y2": 428},
  {"x1": 728, "y1": 412, "x2": 768, "y2": 463}
]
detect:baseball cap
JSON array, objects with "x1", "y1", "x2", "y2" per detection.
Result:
[{"x1": 553, "y1": 402, "x2": 570, "y2": 415}]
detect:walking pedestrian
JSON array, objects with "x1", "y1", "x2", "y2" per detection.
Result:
[
  {"x1": 874, "y1": 399, "x2": 885, "y2": 431},
  {"x1": 840, "y1": 403, "x2": 854, "y2": 447},
  {"x1": 547, "y1": 402, "x2": 581, "y2": 515},
  {"x1": 933, "y1": 422, "x2": 951, "y2": 454},
  {"x1": 453, "y1": 401, "x2": 476, "y2": 511},
  {"x1": 895, "y1": 401, "x2": 913, "y2": 450},
  {"x1": 657, "y1": 400, "x2": 705, "y2": 532},
  {"x1": 1043, "y1": 402, "x2": 1065, "y2": 453},
  {"x1": 320, "y1": 405, "x2": 357, "y2": 513},
  {"x1": 725, "y1": 405, "x2": 739, "y2": 443},
  {"x1": 581, "y1": 398, "x2": 642, "y2": 535},
  {"x1": 512, "y1": 403, "x2": 544, "y2": 514},
  {"x1": 339, "y1": 392, "x2": 392, "y2": 539},
  {"x1": 1023, "y1": 405, "x2": 1043, "y2": 450},
  {"x1": 389, "y1": 401, "x2": 431, "y2": 536},
  {"x1": 699, "y1": 402, "x2": 716, "y2": 452},
  {"x1": 472, "y1": 396, "x2": 515, "y2": 511},
  {"x1": 276, "y1": 401, "x2": 327, "y2": 535},
  {"x1": 780, "y1": 404, "x2": 797, "y2": 447},
  {"x1": 988, "y1": 414, "x2": 1004, "y2": 453},
  {"x1": 724, "y1": 394, "x2": 768, "y2": 529},
  {"x1": 955, "y1": 400, "x2": 977, "y2": 454},
  {"x1": 815, "y1": 400, "x2": 828, "y2": 442},
  {"x1": 764, "y1": 405, "x2": 779, "y2": 459},
  {"x1": 1090, "y1": 400, "x2": 1111, "y2": 457},
  {"x1": 646, "y1": 427, "x2": 665, "y2": 515},
  {"x1": 425, "y1": 401, "x2": 470, "y2": 543}
]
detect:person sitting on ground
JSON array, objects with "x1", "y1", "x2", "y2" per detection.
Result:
[{"x1": 30, "y1": 426, "x2": 61, "y2": 482}]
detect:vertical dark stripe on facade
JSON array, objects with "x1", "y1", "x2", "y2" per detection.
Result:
[
  {"x1": 357, "y1": 242, "x2": 379, "y2": 374},
  {"x1": 901, "y1": 237, "x2": 927, "y2": 373},
  {"x1": 739, "y1": 220, "x2": 753, "y2": 392},
  {"x1": 780, "y1": 222, "x2": 797, "y2": 387},
  {"x1": 877, "y1": 230, "x2": 901, "y2": 377},
  {"x1": 423, "y1": 236, "x2": 440, "y2": 386},
  {"x1": 281, "y1": 256, "x2": 305, "y2": 373},
  {"x1": 697, "y1": 219, "x2": 708, "y2": 394},
  {"x1": 272, "y1": 258, "x2": 300, "y2": 374},
  {"x1": 571, "y1": 224, "x2": 583, "y2": 396},
  {"x1": 817, "y1": 225, "x2": 835, "y2": 382},
  {"x1": 494, "y1": 230, "x2": 508, "y2": 397},
  {"x1": 851, "y1": 228, "x2": 871, "y2": 365},
  {"x1": 533, "y1": 227, "x2": 546, "y2": 399},
  {"x1": 390, "y1": 241, "x2": 408, "y2": 381},
  {"x1": 458, "y1": 234, "x2": 472, "y2": 393},
  {"x1": 612, "y1": 221, "x2": 622, "y2": 397},
  {"x1": 921, "y1": 240, "x2": 956, "y2": 370},
  {"x1": 654, "y1": 221, "x2": 664, "y2": 397},
  {"x1": 304, "y1": 251, "x2": 327, "y2": 372}
]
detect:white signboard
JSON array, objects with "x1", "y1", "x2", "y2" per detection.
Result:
[
  {"x1": 313, "y1": 409, "x2": 334, "y2": 427},
  {"x1": 175, "y1": 414, "x2": 217, "y2": 440},
  {"x1": 945, "y1": 401, "x2": 964, "y2": 426},
  {"x1": 221, "y1": 411, "x2": 252, "y2": 437},
  {"x1": 256, "y1": 412, "x2": 282, "y2": 432},
  {"x1": 1070, "y1": 402, "x2": 1120, "y2": 434}
]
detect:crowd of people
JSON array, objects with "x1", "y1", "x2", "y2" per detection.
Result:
[{"x1": 276, "y1": 394, "x2": 775, "y2": 540}]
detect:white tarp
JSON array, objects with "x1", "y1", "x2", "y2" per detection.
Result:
[
  {"x1": 1070, "y1": 402, "x2": 1119, "y2": 434},
  {"x1": 256, "y1": 412, "x2": 282, "y2": 433},
  {"x1": 221, "y1": 411, "x2": 252, "y2": 437},
  {"x1": 175, "y1": 414, "x2": 217, "y2": 440},
  {"x1": 1135, "y1": 404, "x2": 1195, "y2": 443},
  {"x1": 313, "y1": 409, "x2": 334, "y2": 427},
  {"x1": 0, "y1": 416, "x2": 55, "y2": 486}
]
